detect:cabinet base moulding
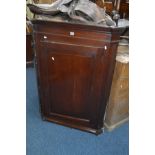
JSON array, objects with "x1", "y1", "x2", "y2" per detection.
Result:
[{"x1": 43, "y1": 116, "x2": 103, "y2": 135}]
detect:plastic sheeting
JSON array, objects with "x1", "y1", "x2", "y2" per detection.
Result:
[{"x1": 27, "y1": 0, "x2": 116, "y2": 26}]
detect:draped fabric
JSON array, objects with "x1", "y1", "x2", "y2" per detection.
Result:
[{"x1": 27, "y1": 0, "x2": 116, "y2": 26}]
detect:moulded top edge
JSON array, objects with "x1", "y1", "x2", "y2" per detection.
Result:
[{"x1": 31, "y1": 19, "x2": 128, "y2": 34}]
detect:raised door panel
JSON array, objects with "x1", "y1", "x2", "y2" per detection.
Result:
[
  {"x1": 40, "y1": 41, "x2": 105, "y2": 121},
  {"x1": 48, "y1": 52, "x2": 93, "y2": 119}
]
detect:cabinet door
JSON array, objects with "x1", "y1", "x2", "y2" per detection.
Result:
[{"x1": 39, "y1": 41, "x2": 107, "y2": 122}]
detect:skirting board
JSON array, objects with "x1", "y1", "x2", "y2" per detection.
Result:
[{"x1": 104, "y1": 117, "x2": 129, "y2": 132}]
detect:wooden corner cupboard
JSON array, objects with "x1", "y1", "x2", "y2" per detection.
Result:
[{"x1": 32, "y1": 19, "x2": 125, "y2": 135}]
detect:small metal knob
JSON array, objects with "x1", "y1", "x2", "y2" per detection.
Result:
[
  {"x1": 113, "y1": 13, "x2": 120, "y2": 26},
  {"x1": 111, "y1": 10, "x2": 118, "y2": 17},
  {"x1": 104, "y1": 45, "x2": 107, "y2": 50}
]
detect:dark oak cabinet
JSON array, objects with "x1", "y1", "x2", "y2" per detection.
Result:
[{"x1": 32, "y1": 20, "x2": 125, "y2": 134}]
